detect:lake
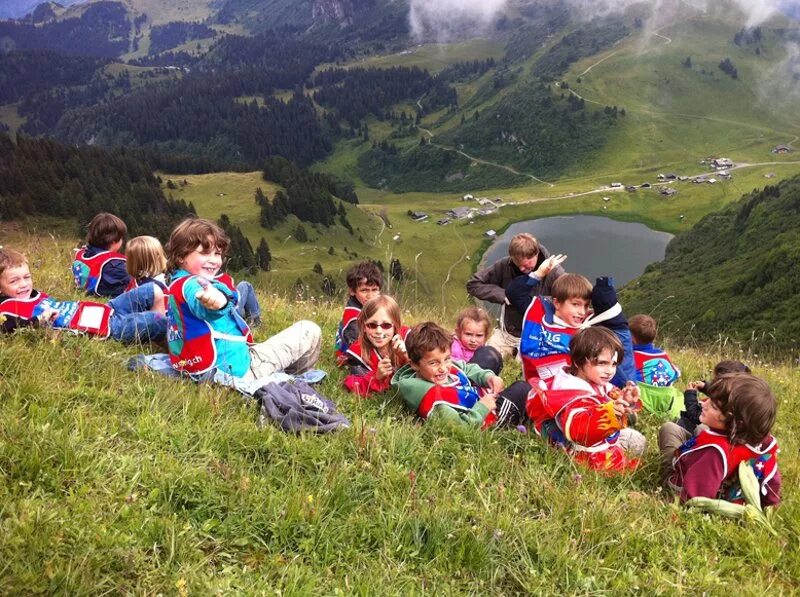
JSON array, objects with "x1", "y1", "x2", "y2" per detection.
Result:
[{"x1": 481, "y1": 215, "x2": 673, "y2": 286}]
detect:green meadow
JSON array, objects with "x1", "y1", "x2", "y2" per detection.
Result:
[{"x1": 1, "y1": 224, "x2": 798, "y2": 594}]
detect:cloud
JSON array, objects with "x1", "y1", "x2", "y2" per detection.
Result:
[{"x1": 408, "y1": 0, "x2": 508, "y2": 42}]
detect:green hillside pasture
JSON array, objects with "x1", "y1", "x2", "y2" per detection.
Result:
[
  {"x1": 160, "y1": 171, "x2": 383, "y2": 295},
  {"x1": 567, "y1": 18, "x2": 800, "y2": 177},
  {"x1": 0, "y1": 226, "x2": 798, "y2": 593}
]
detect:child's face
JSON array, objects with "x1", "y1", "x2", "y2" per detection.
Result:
[
  {"x1": 700, "y1": 398, "x2": 727, "y2": 429},
  {"x1": 351, "y1": 281, "x2": 381, "y2": 305},
  {"x1": 457, "y1": 318, "x2": 487, "y2": 351},
  {"x1": 0, "y1": 264, "x2": 33, "y2": 299},
  {"x1": 364, "y1": 306, "x2": 394, "y2": 351},
  {"x1": 412, "y1": 347, "x2": 452, "y2": 385},
  {"x1": 180, "y1": 239, "x2": 222, "y2": 279},
  {"x1": 554, "y1": 296, "x2": 591, "y2": 327},
  {"x1": 575, "y1": 348, "x2": 617, "y2": 386}
]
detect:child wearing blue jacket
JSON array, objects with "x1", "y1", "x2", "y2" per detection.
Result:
[{"x1": 164, "y1": 218, "x2": 320, "y2": 379}]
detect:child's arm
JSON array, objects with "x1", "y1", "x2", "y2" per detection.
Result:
[{"x1": 183, "y1": 277, "x2": 234, "y2": 320}]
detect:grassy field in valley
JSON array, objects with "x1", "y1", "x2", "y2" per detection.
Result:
[{"x1": 0, "y1": 224, "x2": 798, "y2": 593}]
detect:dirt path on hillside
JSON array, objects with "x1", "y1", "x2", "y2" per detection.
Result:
[
  {"x1": 653, "y1": 32, "x2": 672, "y2": 45},
  {"x1": 580, "y1": 51, "x2": 620, "y2": 76}
]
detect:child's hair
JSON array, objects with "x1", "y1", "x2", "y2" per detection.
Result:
[
  {"x1": 126, "y1": 236, "x2": 167, "y2": 280},
  {"x1": 86, "y1": 213, "x2": 127, "y2": 248},
  {"x1": 356, "y1": 295, "x2": 404, "y2": 367},
  {"x1": 508, "y1": 233, "x2": 539, "y2": 260},
  {"x1": 705, "y1": 373, "x2": 776, "y2": 445},
  {"x1": 166, "y1": 218, "x2": 230, "y2": 273},
  {"x1": 406, "y1": 321, "x2": 451, "y2": 364},
  {"x1": 629, "y1": 314, "x2": 657, "y2": 344},
  {"x1": 0, "y1": 248, "x2": 27, "y2": 276},
  {"x1": 567, "y1": 327, "x2": 624, "y2": 373},
  {"x1": 713, "y1": 359, "x2": 751, "y2": 377},
  {"x1": 551, "y1": 273, "x2": 592, "y2": 303},
  {"x1": 346, "y1": 261, "x2": 383, "y2": 290},
  {"x1": 455, "y1": 305, "x2": 492, "y2": 337}
]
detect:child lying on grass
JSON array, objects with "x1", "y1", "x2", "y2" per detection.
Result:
[
  {"x1": 392, "y1": 321, "x2": 531, "y2": 429},
  {"x1": 1, "y1": 247, "x2": 166, "y2": 343}
]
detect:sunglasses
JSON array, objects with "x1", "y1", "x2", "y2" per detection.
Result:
[{"x1": 365, "y1": 322, "x2": 394, "y2": 330}]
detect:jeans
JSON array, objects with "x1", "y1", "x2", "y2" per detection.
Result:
[
  {"x1": 108, "y1": 283, "x2": 166, "y2": 343},
  {"x1": 236, "y1": 281, "x2": 261, "y2": 321}
]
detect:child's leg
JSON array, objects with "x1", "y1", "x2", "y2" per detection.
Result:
[
  {"x1": 657, "y1": 422, "x2": 691, "y2": 486},
  {"x1": 246, "y1": 320, "x2": 321, "y2": 379},
  {"x1": 493, "y1": 380, "x2": 531, "y2": 427},
  {"x1": 109, "y1": 311, "x2": 167, "y2": 344},
  {"x1": 469, "y1": 345, "x2": 503, "y2": 375},
  {"x1": 618, "y1": 428, "x2": 647, "y2": 457},
  {"x1": 235, "y1": 281, "x2": 261, "y2": 322},
  {"x1": 486, "y1": 328, "x2": 517, "y2": 360},
  {"x1": 108, "y1": 283, "x2": 162, "y2": 315}
]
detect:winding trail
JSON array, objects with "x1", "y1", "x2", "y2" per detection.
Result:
[
  {"x1": 653, "y1": 32, "x2": 672, "y2": 45},
  {"x1": 580, "y1": 51, "x2": 619, "y2": 76},
  {"x1": 416, "y1": 94, "x2": 554, "y2": 187}
]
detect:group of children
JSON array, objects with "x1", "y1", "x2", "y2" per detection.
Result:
[
  {"x1": 0, "y1": 221, "x2": 781, "y2": 510},
  {"x1": 335, "y1": 233, "x2": 781, "y2": 508}
]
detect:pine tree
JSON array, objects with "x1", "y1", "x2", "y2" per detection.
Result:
[{"x1": 255, "y1": 237, "x2": 272, "y2": 271}]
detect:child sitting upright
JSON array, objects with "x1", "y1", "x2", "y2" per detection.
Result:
[
  {"x1": 335, "y1": 261, "x2": 382, "y2": 365},
  {"x1": 72, "y1": 212, "x2": 132, "y2": 297},
  {"x1": 526, "y1": 327, "x2": 646, "y2": 472},
  {"x1": 658, "y1": 373, "x2": 781, "y2": 506},
  {"x1": 392, "y1": 322, "x2": 531, "y2": 428},
  {"x1": 451, "y1": 306, "x2": 503, "y2": 375},
  {"x1": 675, "y1": 359, "x2": 750, "y2": 432},
  {"x1": 342, "y1": 295, "x2": 409, "y2": 396},
  {"x1": 629, "y1": 314, "x2": 680, "y2": 386},
  {"x1": 164, "y1": 217, "x2": 320, "y2": 379},
  {"x1": 1, "y1": 247, "x2": 166, "y2": 343},
  {"x1": 126, "y1": 235, "x2": 168, "y2": 293}
]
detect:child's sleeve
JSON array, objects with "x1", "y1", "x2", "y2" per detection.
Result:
[
  {"x1": 341, "y1": 318, "x2": 359, "y2": 347},
  {"x1": 505, "y1": 274, "x2": 540, "y2": 315},
  {"x1": 763, "y1": 468, "x2": 781, "y2": 507},
  {"x1": 458, "y1": 360, "x2": 493, "y2": 387},
  {"x1": 429, "y1": 400, "x2": 490, "y2": 427},
  {"x1": 590, "y1": 277, "x2": 636, "y2": 386},
  {"x1": 182, "y1": 278, "x2": 236, "y2": 321}
]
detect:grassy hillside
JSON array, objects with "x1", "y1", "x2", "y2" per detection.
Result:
[
  {"x1": 1, "y1": 224, "x2": 799, "y2": 593},
  {"x1": 622, "y1": 174, "x2": 800, "y2": 352}
]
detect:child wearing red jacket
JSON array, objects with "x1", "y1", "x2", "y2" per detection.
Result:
[
  {"x1": 343, "y1": 295, "x2": 409, "y2": 397},
  {"x1": 527, "y1": 327, "x2": 645, "y2": 473},
  {"x1": 658, "y1": 373, "x2": 781, "y2": 506}
]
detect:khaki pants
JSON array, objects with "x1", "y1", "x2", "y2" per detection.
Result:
[
  {"x1": 657, "y1": 422, "x2": 692, "y2": 486},
  {"x1": 244, "y1": 320, "x2": 322, "y2": 381},
  {"x1": 487, "y1": 328, "x2": 520, "y2": 360}
]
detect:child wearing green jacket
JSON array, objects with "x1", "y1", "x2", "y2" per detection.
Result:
[{"x1": 392, "y1": 321, "x2": 530, "y2": 428}]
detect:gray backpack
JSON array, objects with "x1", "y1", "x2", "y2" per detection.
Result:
[{"x1": 256, "y1": 380, "x2": 351, "y2": 433}]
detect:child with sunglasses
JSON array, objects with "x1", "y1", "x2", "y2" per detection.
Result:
[{"x1": 343, "y1": 295, "x2": 410, "y2": 397}]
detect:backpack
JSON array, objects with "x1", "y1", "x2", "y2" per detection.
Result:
[{"x1": 256, "y1": 380, "x2": 350, "y2": 433}]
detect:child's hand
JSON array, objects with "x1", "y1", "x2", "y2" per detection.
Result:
[
  {"x1": 391, "y1": 334, "x2": 407, "y2": 355},
  {"x1": 621, "y1": 381, "x2": 641, "y2": 411},
  {"x1": 533, "y1": 254, "x2": 567, "y2": 279},
  {"x1": 688, "y1": 380, "x2": 706, "y2": 391},
  {"x1": 37, "y1": 307, "x2": 59, "y2": 326},
  {"x1": 479, "y1": 392, "x2": 497, "y2": 412},
  {"x1": 611, "y1": 397, "x2": 629, "y2": 419},
  {"x1": 486, "y1": 374, "x2": 505, "y2": 395},
  {"x1": 376, "y1": 356, "x2": 394, "y2": 380},
  {"x1": 195, "y1": 277, "x2": 227, "y2": 310}
]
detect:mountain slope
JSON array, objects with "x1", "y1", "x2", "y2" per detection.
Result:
[{"x1": 622, "y1": 175, "x2": 800, "y2": 350}]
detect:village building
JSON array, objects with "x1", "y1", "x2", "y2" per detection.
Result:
[
  {"x1": 484, "y1": 230, "x2": 497, "y2": 238},
  {"x1": 437, "y1": 218, "x2": 451, "y2": 226},
  {"x1": 660, "y1": 187, "x2": 678, "y2": 196},
  {"x1": 447, "y1": 207, "x2": 474, "y2": 220},
  {"x1": 409, "y1": 211, "x2": 428, "y2": 222},
  {"x1": 711, "y1": 157, "x2": 733, "y2": 169},
  {"x1": 772, "y1": 145, "x2": 792, "y2": 154}
]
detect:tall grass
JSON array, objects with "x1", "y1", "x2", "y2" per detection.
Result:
[{"x1": 1, "y1": 226, "x2": 798, "y2": 594}]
